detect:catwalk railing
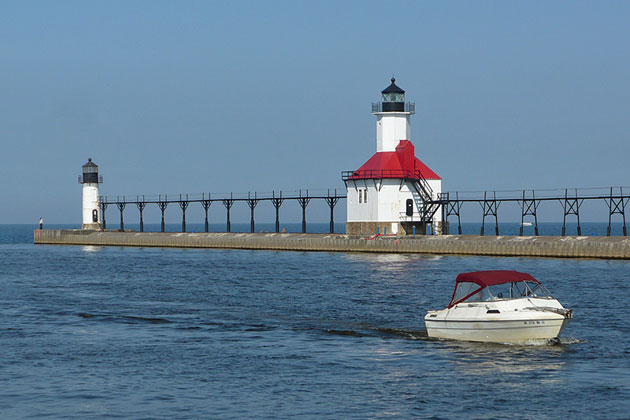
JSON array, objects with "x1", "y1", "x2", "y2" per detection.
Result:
[
  {"x1": 98, "y1": 189, "x2": 345, "y2": 234},
  {"x1": 99, "y1": 186, "x2": 629, "y2": 237},
  {"x1": 371, "y1": 102, "x2": 415, "y2": 113},
  {"x1": 440, "y1": 186, "x2": 629, "y2": 237}
]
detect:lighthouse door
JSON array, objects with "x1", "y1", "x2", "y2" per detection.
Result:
[
  {"x1": 405, "y1": 199, "x2": 414, "y2": 217},
  {"x1": 92, "y1": 209, "x2": 98, "y2": 222}
]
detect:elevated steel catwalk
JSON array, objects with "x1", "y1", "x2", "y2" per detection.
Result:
[
  {"x1": 440, "y1": 186, "x2": 629, "y2": 237},
  {"x1": 99, "y1": 186, "x2": 629, "y2": 237},
  {"x1": 99, "y1": 189, "x2": 345, "y2": 234}
]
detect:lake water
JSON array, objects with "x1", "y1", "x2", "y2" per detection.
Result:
[{"x1": 1, "y1": 224, "x2": 629, "y2": 418}]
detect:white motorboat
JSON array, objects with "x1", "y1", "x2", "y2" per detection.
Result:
[{"x1": 425, "y1": 270, "x2": 572, "y2": 343}]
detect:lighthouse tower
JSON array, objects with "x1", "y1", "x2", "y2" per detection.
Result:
[
  {"x1": 343, "y1": 79, "x2": 442, "y2": 236},
  {"x1": 79, "y1": 158, "x2": 103, "y2": 230}
]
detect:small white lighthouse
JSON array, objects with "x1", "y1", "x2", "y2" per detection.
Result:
[
  {"x1": 79, "y1": 158, "x2": 103, "y2": 230},
  {"x1": 343, "y1": 79, "x2": 442, "y2": 236}
]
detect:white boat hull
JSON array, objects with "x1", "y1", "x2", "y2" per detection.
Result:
[
  {"x1": 425, "y1": 317, "x2": 570, "y2": 343},
  {"x1": 425, "y1": 297, "x2": 572, "y2": 343}
]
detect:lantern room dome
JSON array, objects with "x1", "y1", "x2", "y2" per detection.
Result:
[
  {"x1": 380, "y1": 78, "x2": 406, "y2": 112},
  {"x1": 80, "y1": 158, "x2": 100, "y2": 184},
  {"x1": 381, "y1": 77, "x2": 405, "y2": 95},
  {"x1": 82, "y1": 158, "x2": 98, "y2": 171}
]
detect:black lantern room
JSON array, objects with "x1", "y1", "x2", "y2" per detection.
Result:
[
  {"x1": 381, "y1": 78, "x2": 405, "y2": 112},
  {"x1": 80, "y1": 158, "x2": 102, "y2": 184}
]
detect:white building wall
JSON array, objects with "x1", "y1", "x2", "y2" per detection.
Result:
[
  {"x1": 375, "y1": 113, "x2": 411, "y2": 152},
  {"x1": 376, "y1": 180, "x2": 402, "y2": 221},
  {"x1": 347, "y1": 178, "x2": 443, "y2": 229},
  {"x1": 427, "y1": 179, "x2": 442, "y2": 231},
  {"x1": 82, "y1": 184, "x2": 101, "y2": 226},
  {"x1": 347, "y1": 181, "x2": 380, "y2": 222}
]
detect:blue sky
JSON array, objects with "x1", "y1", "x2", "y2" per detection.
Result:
[{"x1": 1, "y1": 1, "x2": 629, "y2": 223}]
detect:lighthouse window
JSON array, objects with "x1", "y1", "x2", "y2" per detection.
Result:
[
  {"x1": 358, "y1": 189, "x2": 367, "y2": 204},
  {"x1": 383, "y1": 92, "x2": 405, "y2": 103}
]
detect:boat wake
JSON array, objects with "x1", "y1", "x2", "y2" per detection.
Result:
[
  {"x1": 77, "y1": 312, "x2": 172, "y2": 324},
  {"x1": 500, "y1": 335, "x2": 585, "y2": 346},
  {"x1": 323, "y1": 325, "x2": 428, "y2": 340},
  {"x1": 556, "y1": 336, "x2": 584, "y2": 345}
]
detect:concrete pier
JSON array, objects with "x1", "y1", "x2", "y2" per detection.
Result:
[{"x1": 34, "y1": 229, "x2": 630, "y2": 259}]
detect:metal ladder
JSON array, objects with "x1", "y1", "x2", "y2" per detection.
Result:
[{"x1": 407, "y1": 171, "x2": 440, "y2": 224}]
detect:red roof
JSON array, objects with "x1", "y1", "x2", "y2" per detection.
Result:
[
  {"x1": 349, "y1": 140, "x2": 441, "y2": 180},
  {"x1": 455, "y1": 270, "x2": 540, "y2": 287}
]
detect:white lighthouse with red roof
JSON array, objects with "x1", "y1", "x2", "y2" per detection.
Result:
[{"x1": 343, "y1": 79, "x2": 442, "y2": 236}]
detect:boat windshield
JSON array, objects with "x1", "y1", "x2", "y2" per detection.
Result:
[
  {"x1": 449, "y1": 282, "x2": 489, "y2": 307},
  {"x1": 488, "y1": 281, "x2": 553, "y2": 300},
  {"x1": 450, "y1": 280, "x2": 553, "y2": 306}
]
